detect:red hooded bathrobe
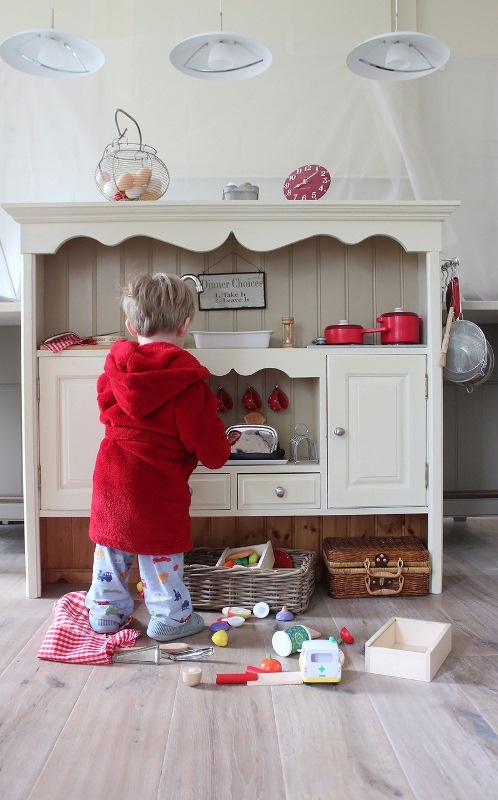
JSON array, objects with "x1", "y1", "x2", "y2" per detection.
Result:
[{"x1": 89, "y1": 339, "x2": 231, "y2": 555}]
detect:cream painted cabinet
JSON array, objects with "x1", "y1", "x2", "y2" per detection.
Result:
[
  {"x1": 4, "y1": 201, "x2": 459, "y2": 596},
  {"x1": 327, "y1": 353, "x2": 427, "y2": 508}
]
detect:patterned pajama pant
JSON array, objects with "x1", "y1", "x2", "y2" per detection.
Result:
[{"x1": 85, "y1": 545, "x2": 193, "y2": 627}]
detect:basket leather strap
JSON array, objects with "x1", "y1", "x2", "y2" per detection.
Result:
[
  {"x1": 365, "y1": 574, "x2": 405, "y2": 596},
  {"x1": 364, "y1": 557, "x2": 403, "y2": 578}
]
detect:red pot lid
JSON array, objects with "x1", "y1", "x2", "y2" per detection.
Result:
[
  {"x1": 325, "y1": 322, "x2": 363, "y2": 329},
  {"x1": 379, "y1": 309, "x2": 419, "y2": 317}
]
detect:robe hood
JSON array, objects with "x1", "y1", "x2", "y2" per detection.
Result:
[{"x1": 104, "y1": 339, "x2": 210, "y2": 420}]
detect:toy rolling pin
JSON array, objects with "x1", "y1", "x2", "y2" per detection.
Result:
[{"x1": 440, "y1": 305, "x2": 454, "y2": 367}]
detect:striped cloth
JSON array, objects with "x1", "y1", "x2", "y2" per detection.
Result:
[
  {"x1": 37, "y1": 591, "x2": 141, "y2": 665},
  {"x1": 42, "y1": 332, "x2": 98, "y2": 353}
]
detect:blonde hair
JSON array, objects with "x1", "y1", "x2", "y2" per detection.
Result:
[{"x1": 121, "y1": 273, "x2": 195, "y2": 336}]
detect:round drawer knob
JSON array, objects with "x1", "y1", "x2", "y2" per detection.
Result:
[
  {"x1": 334, "y1": 427, "x2": 345, "y2": 436},
  {"x1": 275, "y1": 486, "x2": 285, "y2": 498}
]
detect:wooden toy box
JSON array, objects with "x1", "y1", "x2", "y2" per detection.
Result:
[{"x1": 365, "y1": 617, "x2": 452, "y2": 681}]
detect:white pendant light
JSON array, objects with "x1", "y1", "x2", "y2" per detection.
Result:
[
  {"x1": 347, "y1": 0, "x2": 449, "y2": 81},
  {"x1": 170, "y1": 0, "x2": 271, "y2": 82},
  {"x1": 0, "y1": 4, "x2": 104, "y2": 78}
]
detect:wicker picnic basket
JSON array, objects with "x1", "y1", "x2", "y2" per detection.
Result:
[
  {"x1": 184, "y1": 547, "x2": 316, "y2": 612},
  {"x1": 323, "y1": 536, "x2": 430, "y2": 598}
]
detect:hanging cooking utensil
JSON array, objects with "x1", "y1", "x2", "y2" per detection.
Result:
[
  {"x1": 440, "y1": 306, "x2": 454, "y2": 367},
  {"x1": 446, "y1": 275, "x2": 461, "y2": 318},
  {"x1": 440, "y1": 275, "x2": 460, "y2": 367},
  {"x1": 443, "y1": 318, "x2": 489, "y2": 389}
]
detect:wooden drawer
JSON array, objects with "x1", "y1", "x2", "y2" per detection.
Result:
[
  {"x1": 237, "y1": 473, "x2": 320, "y2": 510},
  {"x1": 189, "y1": 473, "x2": 231, "y2": 510}
]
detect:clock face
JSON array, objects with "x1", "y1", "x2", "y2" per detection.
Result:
[{"x1": 283, "y1": 164, "x2": 331, "y2": 201}]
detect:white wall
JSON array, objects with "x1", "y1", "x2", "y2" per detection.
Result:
[{"x1": 1, "y1": 1, "x2": 498, "y2": 300}]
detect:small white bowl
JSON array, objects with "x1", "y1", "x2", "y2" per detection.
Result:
[{"x1": 190, "y1": 330, "x2": 272, "y2": 348}]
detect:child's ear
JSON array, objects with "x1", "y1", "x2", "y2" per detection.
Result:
[
  {"x1": 125, "y1": 319, "x2": 138, "y2": 338},
  {"x1": 178, "y1": 317, "x2": 191, "y2": 337}
]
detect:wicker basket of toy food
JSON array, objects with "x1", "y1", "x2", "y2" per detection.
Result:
[
  {"x1": 322, "y1": 535, "x2": 430, "y2": 598},
  {"x1": 184, "y1": 547, "x2": 316, "y2": 612}
]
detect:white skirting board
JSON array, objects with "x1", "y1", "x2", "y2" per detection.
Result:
[{"x1": 0, "y1": 498, "x2": 24, "y2": 522}]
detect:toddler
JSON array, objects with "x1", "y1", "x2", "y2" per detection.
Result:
[{"x1": 86, "y1": 272, "x2": 232, "y2": 641}]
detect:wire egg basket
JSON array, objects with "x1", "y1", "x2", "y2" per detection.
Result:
[{"x1": 95, "y1": 109, "x2": 170, "y2": 201}]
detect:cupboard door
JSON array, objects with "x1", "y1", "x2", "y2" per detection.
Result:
[
  {"x1": 39, "y1": 357, "x2": 104, "y2": 511},
  {"x1": 328, "y1": 354, "x2": 427, "y2": 508}
]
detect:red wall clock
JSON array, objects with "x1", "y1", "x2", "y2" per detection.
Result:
[{"x1": 283, "y1": 164, "x2": 331, "y2": 201}]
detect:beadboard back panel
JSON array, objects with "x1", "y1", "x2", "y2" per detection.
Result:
[{"x1": 42, "y1": 234, "x2": 419, "y2": 346}]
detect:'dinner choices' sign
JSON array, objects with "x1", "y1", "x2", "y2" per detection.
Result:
[{"x1": 198, "y1": 272, "x2": 266, "y2": 310}]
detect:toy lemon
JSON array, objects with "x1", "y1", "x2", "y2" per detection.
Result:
[{"x1": 211, "y1": 630, "x2": 229, "y2": 647}]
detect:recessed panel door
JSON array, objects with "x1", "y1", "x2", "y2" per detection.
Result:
[{"x1": 328, "y1": 354, "x2": 427, "y2": 508}]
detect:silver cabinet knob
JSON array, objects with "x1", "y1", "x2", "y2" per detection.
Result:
[
  {"x1": 334, "y1": 427, "x2": 345, "y2": 436},
  {"x1": 275, "y1": 486, "x2": 285, "y2": 498},
  {"x1": 189, "y1": 486, "x2": 193, "y2": 495}
]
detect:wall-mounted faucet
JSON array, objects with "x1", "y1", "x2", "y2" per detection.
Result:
[{"x1": 180, "y1": 274, "x2": 204, "y2": 293}]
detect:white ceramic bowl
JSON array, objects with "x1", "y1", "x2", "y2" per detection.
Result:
[{"x1": 190, "y1": 330, "x2": 273, "y2": 349}]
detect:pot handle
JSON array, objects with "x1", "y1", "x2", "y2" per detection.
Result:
[{"x1": 362, "y1": 327, "x2": 387, "y2": 335}]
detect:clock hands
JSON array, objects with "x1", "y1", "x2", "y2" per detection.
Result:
[{"x1": 293, "y1": 170, "x2": 319, "y2": 189}]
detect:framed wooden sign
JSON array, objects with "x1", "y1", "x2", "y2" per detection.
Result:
[{"x1": 198, "y1": 272, "x2": 266, "y2": 311}]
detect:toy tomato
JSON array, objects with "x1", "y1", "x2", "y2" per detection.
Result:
[{"x1": 259, "y1": 654, "x2": 282, "y2": 673}]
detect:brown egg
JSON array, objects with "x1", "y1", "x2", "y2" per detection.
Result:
[
  {"x1": 116, "y1": 172, "x2": 134, "y2": 192},
  {"x1": 134, "y1": 167, "x2": 152, "y2": 186}
]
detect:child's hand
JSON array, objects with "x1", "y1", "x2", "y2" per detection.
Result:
[{"x1": 227, "y1": 429, "x2": 242, "y2": 446}]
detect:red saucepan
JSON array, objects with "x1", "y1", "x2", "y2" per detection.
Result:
[
  {"x1": 324, "y1": 321, "x2": 383, "y2": 345},
  {"x1": 376, "y1": 309, "x2": 422, "y2": 344},
  {"x1": 324, "y1": 310, "x2": 422, "y2": 345}
]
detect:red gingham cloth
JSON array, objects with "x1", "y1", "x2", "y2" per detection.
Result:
[
  {"x1": 37, "y1": 591, "x2": 141, "y2": 665},
  {"x1": 42, "y1": 332, "x2": 98, "y2": 353}
]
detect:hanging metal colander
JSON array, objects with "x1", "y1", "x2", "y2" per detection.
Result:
[
  {"x1": 443, "y1": 319, "x2": 489, "y2": 386},
  {"x1": 95, "y1": 109, "x2": 170, "y2": 201}
]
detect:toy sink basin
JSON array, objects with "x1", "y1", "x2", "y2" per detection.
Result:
[{"x1": 190, "y1": 330, "x2": 272, "y2": 348}]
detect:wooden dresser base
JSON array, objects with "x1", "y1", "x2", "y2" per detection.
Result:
[{"x1": 40, "y1": 514, "x2": 428, "y2": 586}]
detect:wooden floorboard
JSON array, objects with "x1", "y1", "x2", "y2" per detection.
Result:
[{"x1": 0, "y1": 520, "x2": 497, "y2": 799}]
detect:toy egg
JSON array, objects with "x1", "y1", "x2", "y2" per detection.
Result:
[
  {"x1": 146, "y1": 177, "x2": 162, "y2": 199},
  {"x1": 139, "y1": 191, "x2": 156, "y2": 201},
  {"x1": 226, "y1": 616, "x2": 245, "y2": 627},
  {"x1": 116, "y1": 172, "x2": 135, "y2": 192},
  {"x1": 134, "y1": 167, "x2": 152, "y2": 186},
  {"x1": 96, "y1": 170, "x2": 110, "y2": 189},
  {"x1": 103, "y1": 180, "x2": 119, "y2": 198},
  {"x1": 125, "y1": 185, "x2": 145, "y2": 200},
  {"x1": 211, "y1": 630, "x2": 229, "y2": 647}
]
